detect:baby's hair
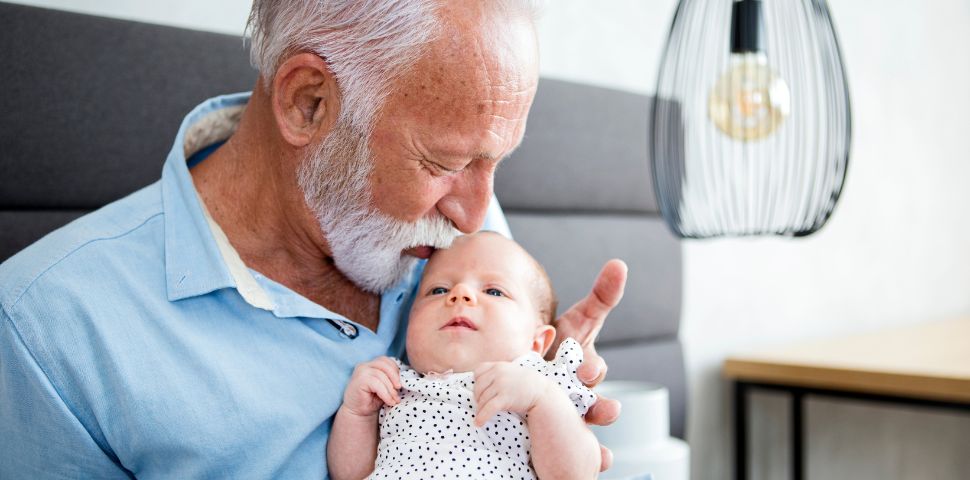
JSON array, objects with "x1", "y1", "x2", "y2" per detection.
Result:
[
  {"x1": 477, "y1": 231, "x2": 557, "y2": 325},
  {"x1": 531, "y1": 256, "x2": 558, "y2": 325}
]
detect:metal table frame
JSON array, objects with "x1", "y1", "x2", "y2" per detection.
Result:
[{"x1": 733, "y1": 380, "x2": 970, "y2": 480}]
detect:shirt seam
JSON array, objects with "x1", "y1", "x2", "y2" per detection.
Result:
[
  {"x1": 5, "y1": 212, "x2": 164, "y2": 312},
  {"x1": 0, "y1": 303, "x2": 121, "y2": 465}
]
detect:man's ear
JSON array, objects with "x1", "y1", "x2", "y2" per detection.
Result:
[
  {"x1": 270, "y1": 52, "x2": 341, "y2": 147},
  {"x1": 531, "y1": 324, "x2": 556, "y2": 357}
]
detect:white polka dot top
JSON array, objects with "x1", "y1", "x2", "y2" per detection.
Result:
[{"x1": 366, "y1": 338, "x2": 597, "y2": 480}]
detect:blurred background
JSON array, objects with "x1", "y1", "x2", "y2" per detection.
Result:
[{"x1": 8, "y1": 0, "x2": 969, "y2": 478}]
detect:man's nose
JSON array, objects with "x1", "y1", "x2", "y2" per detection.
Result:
[
  {"x1": 447, "y1": 283, "x2": 477, "y2": 306},
  {"x1": 436, "y1": 168, "x2": 493, "y2": 234}
]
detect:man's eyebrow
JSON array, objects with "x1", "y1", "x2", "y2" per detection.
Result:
[
  {"x1": 434, "y1": 148, "x2": 512, "y2": 164},
  {"x1": 435, "y1": 151, "x2": 498, "y2": 163},
  {"x1": 481, "y1": 140, "x2": 526, "y2": 163}
]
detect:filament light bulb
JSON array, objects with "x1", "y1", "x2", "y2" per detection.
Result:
[{"x1": 708, "y1": 52, "x2": 791, "y2": 141}]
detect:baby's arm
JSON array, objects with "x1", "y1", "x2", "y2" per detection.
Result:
[
  {"x1": 474, "y1": 363, "x2": 601, "y2": 479},
  {"x1": 328, "y1": 357, "x2": 401, "y2": 480}
]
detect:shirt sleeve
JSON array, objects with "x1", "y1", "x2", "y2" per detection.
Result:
[
  {"x1": 0, "y1": 306, "x2": 130, "y2": 479},
  {"x1": 517, "y1": 338, "x2": 598, "y2": 416}
]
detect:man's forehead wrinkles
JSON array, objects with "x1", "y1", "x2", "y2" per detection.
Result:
[
  {"x1": 480, "y1": 79, "x2": 536, "y2": 104},
  {"x1": 481, "y1": 113, "x2": 525, "y2": 124},
  {"x1": 476, "y1": 98, "x2": 532, "y2": 119},
  {"x1": 477, "y1": 40, "x2": 493, "y2": 93},
  {"x1": 424, "y1": 109, "x2": 522, "y2": 153},
  {"x1": 482, "y1": 97, "x2": 528, "y2": 105},
  {"x1": 454, "y1": 129, "x2": 519, "y2": 162},
  {"x1": 485, "y1": 81, "x2": 537, "y2": 95}
]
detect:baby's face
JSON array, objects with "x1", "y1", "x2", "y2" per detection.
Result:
[{"x1": 406, "y1": 233, "x2": 550, "y2": 374}]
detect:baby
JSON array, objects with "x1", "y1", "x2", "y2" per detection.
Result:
[{"x1": 328, "y1": 231, "x2": 602, "y2": 480}]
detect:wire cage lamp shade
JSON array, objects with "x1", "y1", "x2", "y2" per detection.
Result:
[{"x1": 651, "y1": 0, "x2": 851, "y2": 238}]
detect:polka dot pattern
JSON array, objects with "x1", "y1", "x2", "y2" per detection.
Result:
[{"x1": 366, "y1": 339, "x2": 596, "y2": 479}]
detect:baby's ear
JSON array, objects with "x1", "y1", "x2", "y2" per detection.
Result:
[{"x1": 531, "y1": 325, "x2": 556, "y2": 356}]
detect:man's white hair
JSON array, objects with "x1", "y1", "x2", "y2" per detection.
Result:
[
  {"x1": 247, "y1": 0, "x2": 441, "y2": 130},
  {"x1": 246, "y1": 0, "x2": 542, "y2": 130}
]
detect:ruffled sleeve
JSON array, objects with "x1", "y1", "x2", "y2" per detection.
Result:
[{"x1": 516, "y1": 338, "x2": 598, "y2": 416}]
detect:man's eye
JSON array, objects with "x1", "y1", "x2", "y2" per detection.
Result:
[
  {"x1": 438, "y1": 163, "x2": 462, "y2": 173},
  {"x1": 422, "y1": 157, "x2": 464, "y2": 176},
  {"x1": 484, "y1": 288, "x2": 504, "y2": 297},
  {"x1": 430, "y1": 287, "x2": 449, "y2": 295}
]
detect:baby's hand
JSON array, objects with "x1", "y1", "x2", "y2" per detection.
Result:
[
  {"x1": 342, "y1": 356, "x2": 401, "y2": 418},
  {"x1": 472, "y1": 362, "x2": 556, "y2": 427}
]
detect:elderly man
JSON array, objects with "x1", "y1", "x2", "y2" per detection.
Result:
[{"x1": 0, "y1": 1, "x2": 625, "y2": 478}]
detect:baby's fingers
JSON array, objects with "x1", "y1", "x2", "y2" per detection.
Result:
[
  {"x1": 475, "y1": 396, "x2": 503, "y2": 427},
  {"x1": 472, "y1": 362, "x2": 500, "y2": 385},
  {"x1": 472, "y1": 370, "x2": 497, "y2": 401},
  {"x1": 475, "y1": 383, "x2": 501, "y2": 412},
  {"x1": 371, "y1": 357, "x2": 402, "y2": 389},
  {"x1": 366, "y1": 372, "x2": 399, "y2": 406}
]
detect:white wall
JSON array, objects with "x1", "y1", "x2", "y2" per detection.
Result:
[{"x1": 10, "y1": 0, "x2": 970, "y2": 478}]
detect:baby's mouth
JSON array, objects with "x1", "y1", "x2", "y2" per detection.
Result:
[{"x1": 442, "y1": 316, "x2": 478, "y2": 331}]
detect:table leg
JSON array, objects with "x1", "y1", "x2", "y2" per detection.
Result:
[
  {"x1": 732, "y1": 381, "x2": 970, "y2": 480},
  {"x1": 791, "y1": 390, "x2": 804, "y2": 480},
  {"x1": 735, "y1": 380, "x2": 748, "y2": 480}
]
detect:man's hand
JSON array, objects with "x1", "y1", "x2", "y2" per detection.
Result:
[
  {"x1": 548, "y1": 259, "x2": 628, "y2": 472},
  {"x1": 341, "y1": 356, "x2": 402, "y2": 418}
]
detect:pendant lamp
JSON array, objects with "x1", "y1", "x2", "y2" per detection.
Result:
[{"x1": 651, "y1": 0, "x2": 851, "y2": 238}]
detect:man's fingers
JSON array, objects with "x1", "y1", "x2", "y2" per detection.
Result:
[
  {"x1": 599, "y1": 445, "x2": 614, "y2": 472},
  {"x1": 583, "y1": 259, "x2": 628, "y2": 320},
  {"x1": 550, "y1": 259, "x2": 628, "y2": 358},
  {"x1": 584, "y1": 395, "x2": 621, "y2": 427},
  {"x1": 577, "y1": 352, "x2": 607, "y2": 386}
]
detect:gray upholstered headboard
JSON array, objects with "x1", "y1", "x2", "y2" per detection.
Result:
[
  {"x1": 0, "y1": 2, "x2": 686, "y2": 438},
  {"x1": 0, "y1": 2, "x2": 257, "y2": 260}
]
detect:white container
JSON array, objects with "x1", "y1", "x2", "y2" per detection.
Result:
[{"x1": 591, "y1": 381, "x2": 690, "y2": 480}]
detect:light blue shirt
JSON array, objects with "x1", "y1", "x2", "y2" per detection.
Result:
[{"x1": 0, "y1": 93, "x2": 510, "y2": 479}]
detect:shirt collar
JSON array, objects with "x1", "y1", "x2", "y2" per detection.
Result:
[
  {"x1": 162, "y1": 92, "x2": 253, "y2": 302},
  {"x1": 197, "y1": 197, "x2": 275, "y2": 310}
]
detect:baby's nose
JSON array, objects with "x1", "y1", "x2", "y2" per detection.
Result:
[{"x1": 447, "y1": 284, "x2": 476, "y2": 305}]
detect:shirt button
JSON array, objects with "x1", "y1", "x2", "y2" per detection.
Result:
[
  {"x1": 327, "y1": 318, "x2": 358, "y2": 339},
  {"x1": 341, "y1": 322, "x2": 358, "y2": 338}
]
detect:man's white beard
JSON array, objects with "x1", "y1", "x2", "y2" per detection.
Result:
[{"x1": 297, "y1": 121, "x2": 460, "y2": 294}]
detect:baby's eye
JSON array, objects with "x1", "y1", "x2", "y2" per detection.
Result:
[
  {"x1": 429, "y1": 287, "x2": 449, "y2": 295},
  {"x1": 484, "y1": 288, "x2": 504, "y2": 297}
]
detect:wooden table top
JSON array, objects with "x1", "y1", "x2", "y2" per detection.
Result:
[{"x1": 723, "y1": 317, "x2": 970, "y2": 403}]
